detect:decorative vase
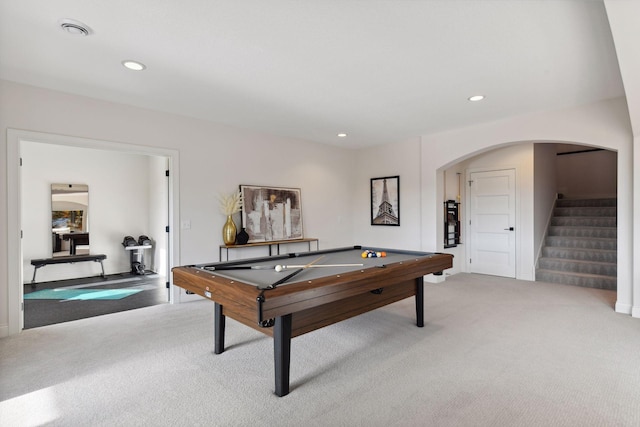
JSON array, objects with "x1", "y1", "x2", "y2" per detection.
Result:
[
  {"x1": 222, "y1": 215, "x2": 237, "y2": 245},
  {"x1": 236, "y1": 228, "x2": 249, "y2": 245}
]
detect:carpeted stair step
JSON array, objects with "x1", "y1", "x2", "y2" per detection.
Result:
[
  {"x1": 556, "y1": 198, "x2": 616, "y2": 207},
  {"x1": 548, "y1": 226, "x2": 616, "y2": 239},
  {"x1": 535, "y1": 269, "x2": 617, "y2": 290},
  {"x1": 554, "y1": 207, "x2": 616, "y2": 217},
  {"x1": 550, "y1": 216, "x2": 616, "y2": 227},
  {"x1": 545, "y1": 236, "x2": 617, "y2": 251},
  {"x1": 541, "y1": 246, "x2": 617, "y2": 263},
  {"x1": 537, "y1": 257, "x2": 616, "y2": 277}
]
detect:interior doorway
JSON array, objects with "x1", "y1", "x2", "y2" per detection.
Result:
[
  {"x1": 467, "y1": 169, "x2": 517, "y2": 278},
  {"x1": 20, "y1": 141, "x2": 171, "y2": 328},
  {"x1": 7, "y1": 129, "x2": 180, "y2": 334}
]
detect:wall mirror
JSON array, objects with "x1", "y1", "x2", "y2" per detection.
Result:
[{"x1": 51, "y1": 183, "x2": 89, "y2": 257}]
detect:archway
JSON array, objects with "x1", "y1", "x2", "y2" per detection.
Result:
[{"x1": 418, "y1": 99, "x2": 632, "y2": 315}]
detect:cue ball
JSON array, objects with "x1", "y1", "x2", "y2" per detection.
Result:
[{"x1": 275, "y1": 265, "x2": 283, "y2": 272}]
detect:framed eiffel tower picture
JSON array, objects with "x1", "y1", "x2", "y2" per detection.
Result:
[{"x1": 371, "y1": 176, "x2": 400, "y2": 226}]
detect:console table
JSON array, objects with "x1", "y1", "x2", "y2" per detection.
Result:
[
  {"x1": 61, "y1": 232, "x2": 90, "y2": 255},
  {"x1": 219, "y1": 238, "x2": 319, "y2": 261}
]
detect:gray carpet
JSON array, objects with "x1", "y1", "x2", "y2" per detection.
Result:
[{"x1": 2, "y1": 273, "x2": 639, "y2": 426}]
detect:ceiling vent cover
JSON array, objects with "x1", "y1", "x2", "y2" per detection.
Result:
[{"x1": 59, "y1": 19, "x2": 92, "y2": 36}]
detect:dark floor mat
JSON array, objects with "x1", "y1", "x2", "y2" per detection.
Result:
[{"x1": 24, "y1": 273, "x2": 168, "y2": 329}]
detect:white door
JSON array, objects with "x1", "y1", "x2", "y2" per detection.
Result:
[{"x1": 468, "y1": 169, "x2": 516, "y2": 277}]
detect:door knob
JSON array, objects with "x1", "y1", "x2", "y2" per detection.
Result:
[{"x1": 504, "y1": 227, "x2": 514, "y2": 231}]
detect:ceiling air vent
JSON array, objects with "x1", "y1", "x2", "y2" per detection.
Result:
[{"x1": 59, "y1": 19, "x2": 92, "y2": 36}]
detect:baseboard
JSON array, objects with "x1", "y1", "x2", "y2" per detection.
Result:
[
  {"x1": 632, "y1": 306, "x2": 640, "y2": 318},
  {"x1": 425, "y1": 273, "x2": 446, "y2": 284},
  {"x1": 0, "y1": 324, "x2": 9, "y2": 338},
  {"x1": 615, "y1": 301, "x2": 632, "y2": 315}
]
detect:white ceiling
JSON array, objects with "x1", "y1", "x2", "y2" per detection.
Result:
[{"x1": 0, "y1": 1, "x2": 637, "y2": 149}]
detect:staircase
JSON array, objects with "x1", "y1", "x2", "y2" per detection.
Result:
[{"x1": 536, "y1": 198, "x2": 617, "y2": 290}]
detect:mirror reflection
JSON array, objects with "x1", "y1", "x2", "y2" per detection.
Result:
[{"x1": 51, "y1": 183, "x2": 89, "y2": 257}]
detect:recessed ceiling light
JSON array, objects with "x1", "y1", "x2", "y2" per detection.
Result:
[
  {"x1": 58, "y1": 18, "x2": 92, "y2": 36},
  {"x1": 337, "y1": 133, "x2": 347, "y2": 138},
  {"x1": 122, "y1": 60, "x2": 146, "y2": 71},
  {"x1": 468, "y1": 95, "x2": 485, "y2": 102}
]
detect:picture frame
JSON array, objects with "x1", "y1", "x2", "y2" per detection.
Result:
[
  {"x1": 370, "y1": 176, "x2": 400, "y2": 226},
  {"x1": 239, "y1": 185, "x2": 304, "y2": 243}
]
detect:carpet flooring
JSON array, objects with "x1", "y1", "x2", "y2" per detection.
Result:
[
  {"x1": 23, "y1": 273, "x2": 168, "y2": 329},
  {"x1": 3, "y1": 273, "x2": 640, "y2": 426}
]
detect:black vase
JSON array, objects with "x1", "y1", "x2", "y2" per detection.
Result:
[{"x1": 236, "y1": 228, "x2": 249, "y2": 245}]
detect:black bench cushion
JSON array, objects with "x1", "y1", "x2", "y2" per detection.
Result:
[{"x1": 31, "y1": 254, "x2": 107, "y2": 267}]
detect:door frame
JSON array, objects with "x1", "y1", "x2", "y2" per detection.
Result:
[
  {"x1": 7, "y1": 129, "x2": 181, "y2": 335},
  {"x1": 465, "y1": 166, "x2": 518, "y2": 278}
]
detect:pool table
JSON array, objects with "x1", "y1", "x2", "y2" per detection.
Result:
[{"x1": 171, "y1": 245, "x2": 453, "y2": 396}]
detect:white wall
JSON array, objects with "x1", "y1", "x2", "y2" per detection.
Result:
[
  {"x1": 352, "y1": 137, "x2": 423, "y2": 251},
  {"x1": 557, "y1": 149, "x2": 617, "y2": 199},
  {"x1": 0, "y1": 79, "x2": 356, "y2": 335},
  {"x1": 533, "y1": 143, "x2": 559, "y2": 264},
  {"x1": 634, "y1": 134, "x2": 640, "y2": 318},
  {"x1": 21, "y1": 141, "x2": 160, "y2": 282}
]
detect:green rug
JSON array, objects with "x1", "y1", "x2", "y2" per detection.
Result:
[{"x1": 24, "y1": 288, "x2": 142, "y2": 301}]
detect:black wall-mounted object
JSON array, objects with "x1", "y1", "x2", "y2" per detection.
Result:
[{"x1": 444, "y1": 200, "x2": 460, "y2": 248}]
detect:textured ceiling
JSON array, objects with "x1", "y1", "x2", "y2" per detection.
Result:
[{"x1": 0, "y1": 1, "x2": 633, "y2": 148}]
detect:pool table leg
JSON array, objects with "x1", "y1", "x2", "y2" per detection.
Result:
[
  {"x1": 274, "y1": 314, "x2": 293, "y2": 397},
  {"x1": 416, "y1": 276, "x2": 424, "y2": 327},
  {"x1": 214, "y1": 302, "x2": 226, "y2": 354}
]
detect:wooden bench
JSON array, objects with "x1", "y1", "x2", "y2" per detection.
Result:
[{"x1": 30, "y1": 254, "x2": 107, "y2": 286}]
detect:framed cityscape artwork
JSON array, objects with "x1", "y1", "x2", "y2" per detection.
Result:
[
  {"x1": 370, "y1": 176, "x2": 400, "y2": 226},
  {"x1": 239, "y1": 185, "x2": 303, "y2": 242}
]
